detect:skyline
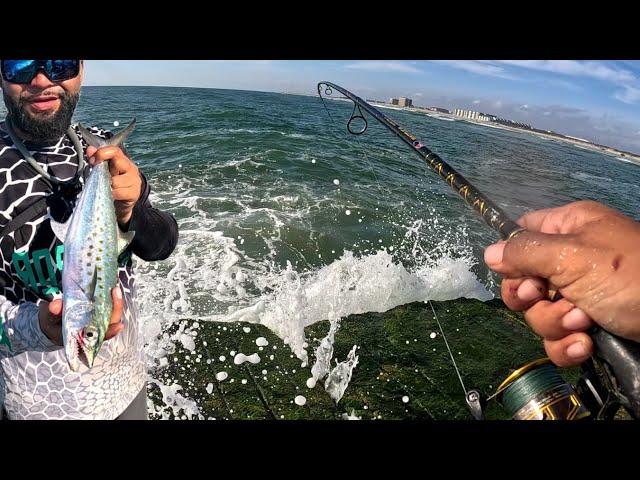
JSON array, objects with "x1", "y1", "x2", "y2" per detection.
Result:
[{"x1": 83, "y1": 60, "x2": 640, "y2": 153}]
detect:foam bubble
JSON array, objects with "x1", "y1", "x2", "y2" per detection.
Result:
[{"x1": 233, "y1": 353, "x2": 261, "y2": 365}]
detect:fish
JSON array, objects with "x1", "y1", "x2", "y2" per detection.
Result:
[{"x1": 51, "y1": 119, "x2": 136, "y2": 371}]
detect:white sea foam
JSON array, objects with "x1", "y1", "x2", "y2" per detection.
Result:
[
  {"x1": 233, "y1": 353, "x2": 261, "y2": 365},
  {"x1": 325, "y1": 345, "x2": 359, "y2": 403},
  {"x1": 138, "y1": 180, "x2": 492, "y2": 418}
]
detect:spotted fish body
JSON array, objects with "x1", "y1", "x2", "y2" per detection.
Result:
[{"x1": 52, "y1": 120, "x2": 136, "y2": 372}]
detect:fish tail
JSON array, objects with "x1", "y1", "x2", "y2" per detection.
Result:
[{"x1": 77, "y1": 118, "x2": 136, "y2": 149}]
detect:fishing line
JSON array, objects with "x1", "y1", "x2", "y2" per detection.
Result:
[
  {"x1": 428, "y1": 300, "x2": 467, "y2": 396},
  {"x1": 499, "y1": 362, "x2": 563, "y2": 416}
]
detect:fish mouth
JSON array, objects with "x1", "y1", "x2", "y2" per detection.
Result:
[{"x1": 65, "y1": 330, "x2": 96, "y2": 372}]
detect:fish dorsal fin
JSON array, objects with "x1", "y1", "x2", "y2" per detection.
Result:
[
  {"x1": 50, "y1": 217, "x2": 71, "y2": 243},
  {"x1": 117, "y1": 228, "x2": 136, "y2": 255},
  {"x1": 77, "y1": 118, "x2": 136, "y2": 149}
]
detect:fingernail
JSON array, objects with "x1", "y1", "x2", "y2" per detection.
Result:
[
  {"x1": 89, "y1": 156, "x2": 95, "y2": 165},
  {"x1": 566, "y1": 341, "x2": 588, "y2": 359},
  {"x1": 517, "y1": 279, "x2": 544, "y2": 302},
  {"x1": 562, "y1": 308, "x2": 591, "y2": 330},
  {"x1": 484, "y1": 243, "x2": 504, "y2": 266},
  {"x1": 115, "y1": 287, "x2": 122, "y2": 299}
]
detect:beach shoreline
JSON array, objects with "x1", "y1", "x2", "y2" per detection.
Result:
[{"x1": 368, "y1": 101, "x2": 640, "y2": 165}]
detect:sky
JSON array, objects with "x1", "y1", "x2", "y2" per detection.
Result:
[{"x1": 84, "y1": 60, "x2": 640, "y2": 153}]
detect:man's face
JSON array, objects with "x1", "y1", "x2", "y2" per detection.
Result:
[{"x1": 1, "y1": 61, "x2": 84, "y2": 141}]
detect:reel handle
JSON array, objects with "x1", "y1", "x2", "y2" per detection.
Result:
[{"x1": 547, "y1": 288, "x2": 640, "y2": 419}]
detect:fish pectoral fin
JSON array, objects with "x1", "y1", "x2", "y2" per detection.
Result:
[
  {"x1": 71, "y1": 267, "x2": 98, "y2": 300},
  {"x1": 50, "y1": 217, "x2": 71, "y2": 243},
  {"x1": 86, "y1": 267, "x2": 98, "y2": 299},
  {"x1": 117, "y1": 229, "x2": 136, "y2": 255}
]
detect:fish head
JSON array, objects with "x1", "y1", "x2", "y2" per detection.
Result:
[
  {"x1": 63, "y1": 301, "x2": 106, "y2": 371},
  {"x1": 79, "y1": 323, "x2": 103, "y2": 369}
]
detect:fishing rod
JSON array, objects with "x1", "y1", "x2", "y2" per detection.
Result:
[{"x1": 317, "y1": 81, "x2": 640, "y2": 420}]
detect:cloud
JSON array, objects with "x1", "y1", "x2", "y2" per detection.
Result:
[
  {"x1": 496, "y1": 60, "x2": 640, "y2": 104},
  {"x1": 496, "y1": 60, "x2": 636, "y2": 84},
  {"x1": 543, "y1": 78, "x2": 583, "y2": 91},
  {"x1": 472, "y1": 99, "x2": 481, "y2": 104},
  {"x1": 432, "y1": 61, "x2": 518, "y2": 80},
  {"x1": 614, "y1": 85, "x2": 640, "y2": 104},
  {"x1": 491, "y1": 102, "x2": 639, "y2": 152},
  {"x1": 344, "y1": 61, "x2": 423, "y2": 74}
]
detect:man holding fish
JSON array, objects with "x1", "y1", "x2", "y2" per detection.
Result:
[{"x1": 0, "y1": 60, "x2": 178, "y2": 419}]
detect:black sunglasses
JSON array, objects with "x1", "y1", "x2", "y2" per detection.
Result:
[{"x1": 1, "y1": 60, "x2": 80, "y2": 84}]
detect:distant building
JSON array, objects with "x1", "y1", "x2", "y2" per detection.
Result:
[
  {"x1": 494, "y1": 117, "x2": 532, "y2": 130},
  {"x1": 427, "y1": 107, "x2": 449, "y2": 114},
  {"x1": 398, "y1": 97, "x2": 413, "y2": 107},
  {"x1": 452, "y1": 109, "x2": 496, "y2": 121},
  {"x1": 389, "y1": 98, "x2": 399, "y2": 105}
]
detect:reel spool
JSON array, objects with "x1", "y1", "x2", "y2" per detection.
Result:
[{"x1": 495, "y1": 358, "x2": 591, "y2": 420}]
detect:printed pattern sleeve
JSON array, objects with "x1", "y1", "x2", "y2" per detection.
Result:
[{"x1": 0, "y1": 296, "x2": 58, "y2": 357}]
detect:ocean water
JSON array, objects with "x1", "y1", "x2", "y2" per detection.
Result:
[{"x1": 3, "y1": 86, "x2": 639, "y2": 418}]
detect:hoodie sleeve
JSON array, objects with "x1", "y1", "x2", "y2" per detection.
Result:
[
  {"x1": 124, "y1": 172, "x2": 179, "y2": 262},
  {"x1": 0, "y1": 296, "x2": 59, "y2": 357}
]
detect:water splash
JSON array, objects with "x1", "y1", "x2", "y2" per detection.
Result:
[
  {"x1": 308, "y1": 318, "x2": 340, "y2": 388},
  {"x1": 324, "y1": 345, "x2": 359, "y2": 404}
]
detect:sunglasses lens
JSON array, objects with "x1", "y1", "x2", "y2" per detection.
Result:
[
  {"x1": 46, "y1": 60, "x2": 80, "y2": 82},
  {"x1": 1, "y1": 60, "x2": 38, "y2": 83},
  {"x1": 1, "y1": 60, "x2": 79, "y2": 84}
]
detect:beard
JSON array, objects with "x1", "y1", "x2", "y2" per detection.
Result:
[{"x1": 3, "y1": 90, "x2": 79, "y2": 142}]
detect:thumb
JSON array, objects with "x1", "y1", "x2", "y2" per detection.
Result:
[
  {"x1": 485, "y1": 230, "x2": 580, "y2": 282},
  {"x1": 86, "y1": 146, "x2": 98, "y2": 160},
  {"x1": 48, "y1": 299, "x2": 63, "y2": 319}
]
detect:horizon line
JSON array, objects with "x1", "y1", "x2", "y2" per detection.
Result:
[{"x1": 79, "y1": 85, "x2": 639, "y2": 157}]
